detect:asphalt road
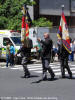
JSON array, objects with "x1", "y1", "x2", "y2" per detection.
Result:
[{"x1": 0, "y1": 61, "x2": 75, "y2": 100}]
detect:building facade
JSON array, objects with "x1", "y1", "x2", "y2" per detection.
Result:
[
  {"x1": 28, "y1": 0, "x2": 75, "y2": 44},
  {"x1": 34, "y1": 0, "x2": 75, "y2": 27}
]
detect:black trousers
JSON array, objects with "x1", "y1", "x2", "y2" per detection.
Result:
[
  {"x1": 41, "y1": 58, "x2": 55, "y2": 78},
  {"x1": 22, "y1": 57, "x2": 30, "y2": 76},
  {"x1": 60, "y1": 57, "x2": 72, "y2": 77},
  {"x1": 10, "y1": 53, "x2": 14, "y2": 66}
]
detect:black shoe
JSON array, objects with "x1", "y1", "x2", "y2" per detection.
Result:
[
  {"x1": 62, "y1": 76, "x2": 66, "y2": 78},
  {"x1": 42, "y1": 76, "x2": 47, "y2": 81},
  {"x1": 51, "y1": 74, "x2": 55, "y2": 80},
  {"x1": 21, "y1": 75, "x2": 26, "y2": 78},
  {"x1": 22, "y1": 74, "x2": 30, "y2": 78},
  {"x1": 25, "y1": 74, "x2": 30, "y2": 78},
  {"x1": 26, "y1": 75, "x2": 30, "y2": 78},
  {"x1": 69, "y1": 74, "x2": 72, "y2": 79}
]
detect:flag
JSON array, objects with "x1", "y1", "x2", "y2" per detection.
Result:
[
  {"x1": 25, "y1": 9, "x2": 32, "y2": 37},
  {"x1": 21, "y1": 4, "x2": 32, "y2": 42},
  {"x1": 57, "y1": 12, "x2": 71, "y2": 53},
  {"x1": 27, "y1": 10, "x2": 32, "y2": 27},
  {"x1": 25, "y1": 10, "x2": 29, "y2": 38},
  {"x1": 21, "y1": 5, "x2": 26, "y2": 42}
]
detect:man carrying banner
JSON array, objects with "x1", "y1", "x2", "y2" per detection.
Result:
[
  {"x1": 59, "y1": 40, "x2": 72, "y2": 78},
  {"x1": 57, "y1": 5, "x2": 72, "y2": 79},
  {"x1": 16, "y1": 4, "x2": 32, "y2": 78}
]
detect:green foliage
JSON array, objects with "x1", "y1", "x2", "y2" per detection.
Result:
[
  {"x1": 32, "y1": 17, "x2": 53, "y2": 28},
  {"x1": 0, "y1": 0, "x2": 35, "y2": 30},
  {"x1": 0, "y1": 16, "x2": 7, "y2": 29}
]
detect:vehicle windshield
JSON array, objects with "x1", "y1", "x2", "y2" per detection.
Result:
[{"x1": 11, "y1": 37, "x2": 21, "y2": 46}]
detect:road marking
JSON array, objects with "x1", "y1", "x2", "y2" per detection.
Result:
[{"x1": 1, "y1": 62, "x2": 75, "y2": 77}]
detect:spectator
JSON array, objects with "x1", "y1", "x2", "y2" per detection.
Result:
[
  {"x1": 37, "y1": 41, "x2": 42, "y2": 60},
  {"x1": 69, "y1": 40, "x2": 75, "y2": 61},
  {"x1": 53, "y1": 45, "x2": 58, "y2": 61},
  {"x1": 6, "y1": 41, "x2": 10, "y2": 67},
  {"x1": 10, "y1": 43, "x2": 15, "y2": 67}
]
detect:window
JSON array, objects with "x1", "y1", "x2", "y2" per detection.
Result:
[
  {"x1": 3, "y1": 38, "x2": 12, "y2": 46},
  {"x1": 11, "y1": 37, "x2": 21, "y2": 46}
]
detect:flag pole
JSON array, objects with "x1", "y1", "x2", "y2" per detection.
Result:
[
  {"x1": 61, "y1": 4, "x2": 64, "y2": 38},
  {"x1": 61, "y1": 5, "x2": 64, "y2": 42},
  {"x1": 60, "y1": 5, "x2": 64, "y2": 53},
  {"x1": 61, "y1": 5, "x2": 64, "y2": 12}
]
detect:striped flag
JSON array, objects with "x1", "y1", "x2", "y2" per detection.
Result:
[
  {"x1": 21, "y1": 5, "x2": 26, "y2": 42},
  {"x1": 21, "y1": 4, "x2": 32, "y2": 42},
  {"x1": 57, "y1": 12, "x2": 71, "y2": 53},
  {"x1": 25, "y1": 10, "x2": 29, "y2": 38}
]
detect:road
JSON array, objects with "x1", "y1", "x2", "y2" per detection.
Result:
[{"x1": 0, "y1": 61, "x2": 75, "y2": 100}]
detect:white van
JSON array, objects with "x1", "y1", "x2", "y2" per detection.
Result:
[
  {"x1": 0, "y1": 29, "x2": 41, "y2": 61},
  {"x1": 0, "y1": 30, "x2": 21, "y2": 59}
]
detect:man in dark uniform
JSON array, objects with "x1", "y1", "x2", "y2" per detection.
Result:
[
  {"x1": 59, "y1": 41, "x2": 72, "y2": 78},
  {"x1": 37, "y1": 32, "x2": 55, "y2": 80},
  {"x1": 17, "y1": 38, "x2": 33, "y2": 78},
  {"x1": 27, "y1": 37, "x2": 33, "y2": 62}
]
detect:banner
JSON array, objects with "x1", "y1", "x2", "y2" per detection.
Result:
[
  {"x1": 21, "y1": 5, "x2": 26, "y2": 42},
  {"x1": 57, "y1": 12, "x2": 71, "y2": 53},
  {"x1": 21, "y1": 5, "x2": 32, "y2": 42}
]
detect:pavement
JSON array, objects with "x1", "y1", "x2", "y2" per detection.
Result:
[{"x1": 0, "y1": 60, "x2": 75, "y2": 100}]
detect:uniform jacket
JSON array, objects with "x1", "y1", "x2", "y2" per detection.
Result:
[
  {"x1": 60, "y1": 45, "x2": 70, "y2": 59},
  {"x1": 17, "y1": 46, "x2": 31, "y2": 57},
  {"x1": 17, "y1": 39, "x2": 32, "y2": 57}
]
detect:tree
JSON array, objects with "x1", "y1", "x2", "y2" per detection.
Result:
[
  {"x1": 32, "y1": 17, "x2": 53, "y2": 28},
  {"x1": 0, "y1": 0, "x2": 35, "y2": 30}
]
